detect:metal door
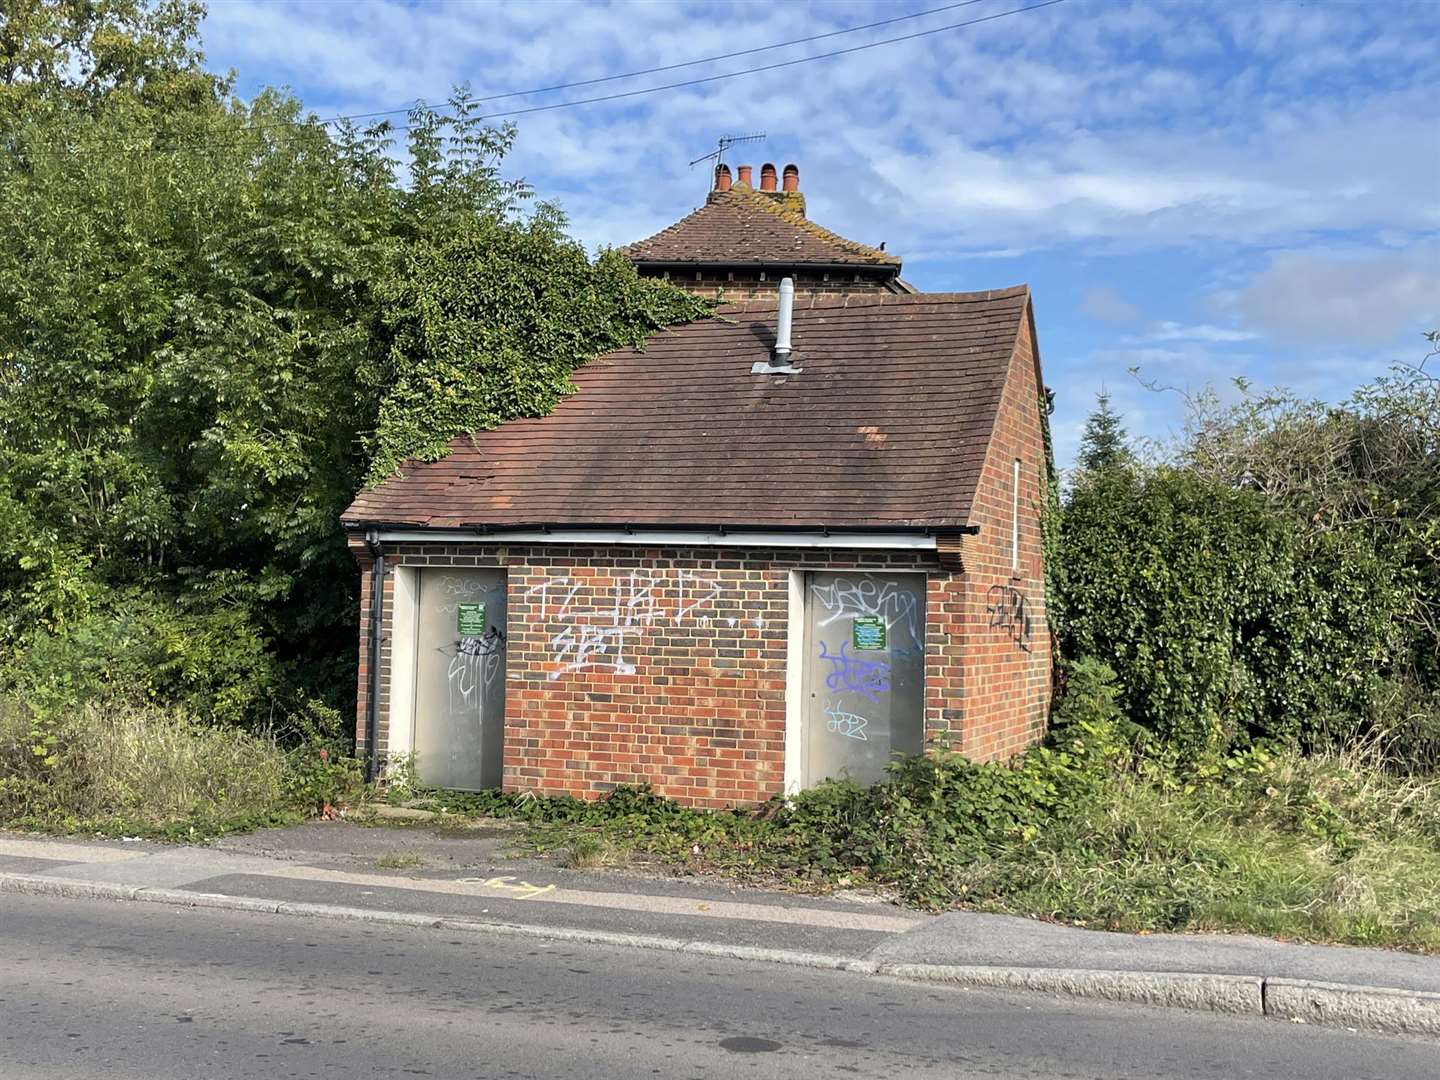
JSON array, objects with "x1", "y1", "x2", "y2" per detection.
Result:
[
  {"x1": 802, "y1": 572, "x2": 925, "y2": 788},
  {"x1": 412, "y1": 569, "x2": 507, "y2": 790}
]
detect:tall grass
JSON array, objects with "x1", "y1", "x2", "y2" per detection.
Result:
[
  {"x1": 0, "y1": 693, "x2": 298, "y2": 835},
  {"x1": 952, "y1": 750, "x2": 1440, "y2": 951}
]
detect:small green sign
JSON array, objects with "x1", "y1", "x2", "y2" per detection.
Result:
[
  {"x1": 457, "y1": 603, "x2": 487, "y2": 636},
  {"x1": 852, "y1": 616, "x2": 886, "y2": 651}
]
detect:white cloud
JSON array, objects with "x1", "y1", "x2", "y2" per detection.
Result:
[
  {"x1": 1129, "y1": 322, "x2": 1259, "y2": 344},
  {"x1": 1080, "y1": 286, "x2": 1141, "y2": 324},
  {"x1": 196, "y1": 0, "x2": 1440, "y2": 467},
  {"x1": 1227, "y1": 246, "x2": 1440, "y2": 347},
  {"x1": 202, "y1": 0, "x2": 1440, "y2": 261}
]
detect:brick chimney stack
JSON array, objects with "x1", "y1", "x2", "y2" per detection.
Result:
[{"x1": 707, "y1": 161, "x2": 805, "y2": 215}]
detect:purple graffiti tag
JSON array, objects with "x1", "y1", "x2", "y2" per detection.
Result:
[{"x1": 818, "y1": 640, "x2": 890, "y2": 703}]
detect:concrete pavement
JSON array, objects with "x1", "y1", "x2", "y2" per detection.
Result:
[
  {"x1": 5, "y1": 891, "x2": 1437, "y2": 1080},
  {"x1": 2, "y1": 824, "x2": 1438, "y2": 1038}
]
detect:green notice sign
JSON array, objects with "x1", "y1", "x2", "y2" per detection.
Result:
[
  {"x1": 457, "y1": 603, "x2": 487, "y2": 636},
  {"x1": 852, "y1": 616, "x2": 886, "y2": 651}
]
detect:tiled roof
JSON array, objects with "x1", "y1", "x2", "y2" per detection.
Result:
[
  {"x1": 343, "y1": 287, "x2": 1032, "y2": 531},
  {"x1": 618, "y1": 186, "x2": 901, "y2": 268}
]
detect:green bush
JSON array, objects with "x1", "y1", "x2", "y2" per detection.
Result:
[
  {"x1": 1058, "y1": 468, "x2": 1409, "y2": 756},
  {"x1": 787, "y1": 659, "x2": 1135, "y2": 907},
  {"x1": 280, "y1": 698, "x2": 366, "y2": 813},
  {"x1": 4, "y1": 593, "x2": 280, "y2": 728}
]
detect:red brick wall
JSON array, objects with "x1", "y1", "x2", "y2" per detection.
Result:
[
  {"x1": 956, "y1": 313, "x2": 1053, "y2": 759},
  {"x1": 351, "y1": 543, "x2": 1003, "y2": 808},
  {"x1": 505, "y1": 550, "x2": 800, "y2": 808}
]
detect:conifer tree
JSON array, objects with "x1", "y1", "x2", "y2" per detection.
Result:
[{"x1": 1077, "y1": 391, "x2": 1132, "y2": 473}]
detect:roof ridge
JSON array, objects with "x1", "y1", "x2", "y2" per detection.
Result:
[{"x1": 714, "y1": 285, "x2": 1030, "y2": 316}]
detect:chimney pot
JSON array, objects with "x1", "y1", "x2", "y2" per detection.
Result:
[
  {"x1": 714, "y1": 163, "x2": 732, "y2": 192},
  {"x1": 737, "y1": 164, "x2": 753, "y2": 187},
  {"x1": 782, "y1": 163, "x2": 799, "y2": 192},
  {"x1": 760, "y1": 163, "x2": 777, "y2": 191}
]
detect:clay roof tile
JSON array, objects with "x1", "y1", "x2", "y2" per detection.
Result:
[
  {"x1": 618, "y1": 186, "x2": 901, "y2": 268},
  {"x1": 343, "y1": 288, "x2": 1035, "y2": 532}
]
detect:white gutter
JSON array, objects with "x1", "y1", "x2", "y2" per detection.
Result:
[{"x1": 372, "y1": 528, "x2": 937, "y2": 550}]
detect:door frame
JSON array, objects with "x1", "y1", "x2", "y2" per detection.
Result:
[
  {"x1": 784, "y1": 570, "x2": 805, "y2": 796},
  {"x1": 385, "y1": 565, "x2": 420, "y2": 770},
  {"x1": 784, "y1": 568, "x2": 929, "y2": 795}
]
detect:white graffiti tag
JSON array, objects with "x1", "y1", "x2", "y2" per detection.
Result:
[
  {"x1": 433, "y1": 574, "x2": 494, "y2": 614},
  {"x1": 823, "y1": 702, "x2": 870, "y2": 741},
  {"x1": 444, "y1": 629, "x2": 505, "y2": 720},
  {"x1": 527, "y1": 569, "x2": 746, "y2": 680},
  {"x1": 811, "y1": 575, "x2": 922, "y2": 649}
]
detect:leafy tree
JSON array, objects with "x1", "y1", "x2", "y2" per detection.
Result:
[
  {"x1": 368, "y1": 212, "x2": 710, "y2": 483},
  {"x1": 1075, "y1": 390, "x2": 1132, "y2": 474},
  {"x1": 1180, "y1": 361, "x2": 1438, "y2": 694},
  {"x1": 0, "y1": 0, "x2": 215, "y2": 109},
  {"x1": 1058, "y1": 334, "x2": 1440, "y2": 767},
  {"x1": 0, "y1": 5, "x2": 709, "y2": 724}
]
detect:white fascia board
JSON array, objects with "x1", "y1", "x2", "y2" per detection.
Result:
[{"x1": 373, "y1": 528, "x2": 936, "y2": 550}]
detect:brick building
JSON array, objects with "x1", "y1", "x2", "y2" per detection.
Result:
[
  {"x1": 342, "y1": 168, "x2": 1052, "y2": 808},
  {"x1": 620, "y1": 163, "x2": 915, "y2": 300}
]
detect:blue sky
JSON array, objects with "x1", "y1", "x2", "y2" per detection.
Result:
[{"x1": 201, "y1": 0, "x2": 1439, "y2": 468}]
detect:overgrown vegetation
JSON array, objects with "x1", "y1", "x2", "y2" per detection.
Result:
[
  {"x1": 0, "y1": 690, "x2": 361, "y2": 837},
  {"x1": 0, "y1": 4, "x2": 707, "y2": 727},
  {"x1": 2, "y1": 3, "x2": 1436, "y2": 954},
  {"x1": 383, "y1": 662, "x2": 1440, "y2": 950},
  {"x1": 1058, "y1": 468, "x2": 1409, "y2": 755},
  {"x1": 1059, "y1": 358, "x2": 1439, "y2": 769}
]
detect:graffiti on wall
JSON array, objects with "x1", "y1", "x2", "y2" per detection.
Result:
[
  {"x1": 526, "y1": 569, "x2": 750, "y2": 680},
  {"x1": 444, "y1": 626, "x2": 506, "y2": 719},
  {"x1": 434, "y1": 574, "x2": 493, "y2": 614},
  {"x1": 985, "y1": 583, "x2": 1033, "y2": 652},
  {"x1": 819, "y1": 640, "x2": 891, "y2": 703},
  {"x1": 811, "y1": 574, "x2": 922, "y2": 649},
  {"x1": 823, "y1": 702, "x2": 870, "y2": 741}
]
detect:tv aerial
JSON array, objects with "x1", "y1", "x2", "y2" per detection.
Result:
[{"x1": 690, "y1": 133, "x2": 767, "y2": 190}]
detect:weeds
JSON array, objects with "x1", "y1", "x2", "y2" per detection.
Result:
[
  {"x1": 373, "y1": 853, "x2": 427, "y2": 870},
  {"x1": 563, "y1": 834, "x2": 610, "y2": 869},
  {"x1": 5, "y1": 670, "x2": 1437, "y2": 952},
  {"x1": 373, "y1": 664, "x2": 1440, "y2": 952},
  {"x1": 0, "y1": 692, "x2": 359, "y2": 839}
]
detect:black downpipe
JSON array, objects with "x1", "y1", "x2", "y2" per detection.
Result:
[{"x1": 364, "y1": 529, "x2": 385, "y2": 783}]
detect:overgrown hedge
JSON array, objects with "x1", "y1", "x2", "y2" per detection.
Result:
[{"x1": 1058, "y1": 467, "x2": 1418, "y2": 758}]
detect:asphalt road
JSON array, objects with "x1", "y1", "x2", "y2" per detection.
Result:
[{"x1": 1, "y1": 894, "x2": 1433, "y2": 1080}]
